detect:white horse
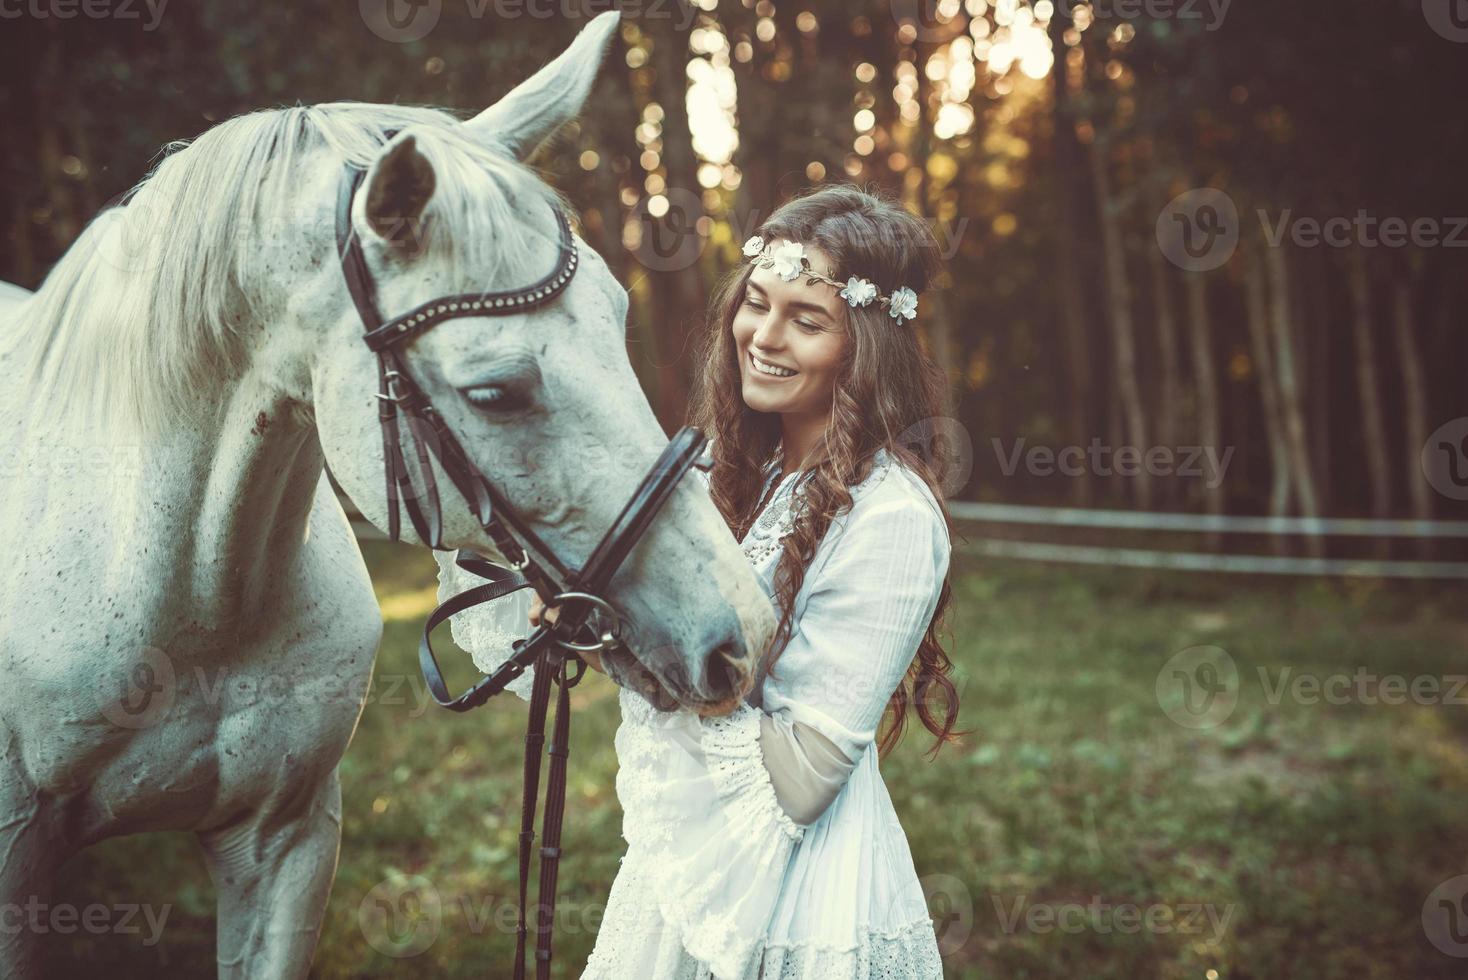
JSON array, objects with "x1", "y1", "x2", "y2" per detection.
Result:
[{"x1": 0, "y1": 12, "x2": 773, "y2": 976}]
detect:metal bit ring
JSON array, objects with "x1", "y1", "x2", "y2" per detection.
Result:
[{"x1": 545, "y1": 591, "x2": 623, "y2": 653}]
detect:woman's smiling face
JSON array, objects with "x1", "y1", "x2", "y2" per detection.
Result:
[{"x1": 733, "y1": 245, "x2": 848, "y2": 420}]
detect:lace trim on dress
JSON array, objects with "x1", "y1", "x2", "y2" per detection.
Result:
[
  {"x1": 613, "y1": 690, "x2": 680, "y2": 852},
  {"x1": 585, "y1": 873, "x2": 943, "y2": 980},
  {"x1": 740, "y1": 454, "x2": 897, "y2": 571},
  {"x1": 754, "y1": 919, "x2": 945, "y2": 980},
  {"x1": 702, "y1": 705, "x2": 804, "y2": 841},
  {"x1": 650, "y1": 704, "x2": 805, "y2": 977}
]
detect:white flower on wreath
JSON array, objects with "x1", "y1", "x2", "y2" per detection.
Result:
[
  {"x1": 769, "y1": 240, "x2": 807, "y2": 281},
  {"x1": 888, "y1": 286, "x2": 919, "y2": 322},
  {"x1": 838, "y1": 276, "x2": 878, "y2": 308},
  {"x1": 742, "y1": 235, "x2": 765, "y2": 258}
]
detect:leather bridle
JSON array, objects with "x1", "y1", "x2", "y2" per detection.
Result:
[{"x1": 335, "y1": 143, "x2": 709, "y2": 979}]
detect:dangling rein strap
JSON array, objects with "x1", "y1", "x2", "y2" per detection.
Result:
[{"x1": 417, "y1": 550, "x2": 584, "y2": 980}]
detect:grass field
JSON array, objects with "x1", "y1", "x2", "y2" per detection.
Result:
[{"x1": 51, "y1": 539, "x2": 1468, "y2": 978}]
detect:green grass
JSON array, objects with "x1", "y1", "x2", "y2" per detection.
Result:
[{"x1": 50, "y1": 542, "x2": 1468, "y2": 978}]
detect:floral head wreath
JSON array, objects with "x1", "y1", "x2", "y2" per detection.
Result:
[{"x1": 742, "y1": 236, "x2": 919, "y2": 323}]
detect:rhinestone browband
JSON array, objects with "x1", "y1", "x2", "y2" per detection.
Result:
[{"x1": 362, "y1": 207, "x2": 579, "y2": 353}]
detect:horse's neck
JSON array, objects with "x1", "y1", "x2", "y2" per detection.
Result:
[
  {"x1": 182, "y1": 375, "x2": 326, "y2": 629},
  {"x1": 33, "y1": 366, "x2": 330, "y2": 635}
]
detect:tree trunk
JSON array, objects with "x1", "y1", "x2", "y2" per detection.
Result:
[
  {"x1": 1347, "y1": 247, "x2": 1393, "y2": 524},
  {"x1": 645, "y1": 20, "x2": 705, "y2": 426},
  {"x1": 910, "y1": 36, "x2": 959, "y2": 418},
  {"x1": 1087, "y1": 141, "x2": 1152, "y2": 509},
  {"x1": 1049, "y1": 12, "x2": 1094, "y2": 506},
  {"x1": 1297, "y1": 250, "x2": 1333, "y2": 517},
  {"x1": 1147, "y1": 200, "x2": 1182, "y2": 509},
  {"x1": 1244, "y1": 247, "x2": 1292, "y2": 553},
  {"x1": 1266, "y1": 243, "x2": 1324, "y2": 557},
  {"x1": 1394, "y1": 267, "x2": 1432, "y2": 557},
  {"x1": 1184, "y1": 271, "x2": 1223, "y2": 550}
]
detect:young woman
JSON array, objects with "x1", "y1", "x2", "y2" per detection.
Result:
[{"x1": 442, "y1": 185, "x2": 961, "y2": 978}]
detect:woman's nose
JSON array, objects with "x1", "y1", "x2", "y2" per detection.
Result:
[{"x1": 751, "y1": 313, "x2": 784, "y2": 350}]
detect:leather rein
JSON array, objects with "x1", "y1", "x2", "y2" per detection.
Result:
[{"x1": 335, "y1": 144, "x2": 708, "y2": 979}]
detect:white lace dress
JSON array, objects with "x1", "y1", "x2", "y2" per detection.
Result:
[{"x1": 436, "y1": 453, "x2": 950, "y2": 979}]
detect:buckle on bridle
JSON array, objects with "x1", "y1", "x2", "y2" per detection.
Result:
[{"x1": 373, "y1": 369, "x2": 407, "y2": 404}]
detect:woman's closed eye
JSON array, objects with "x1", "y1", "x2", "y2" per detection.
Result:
[{"x1": 745, "y1": 295, "x2": 822, "y2": 332}]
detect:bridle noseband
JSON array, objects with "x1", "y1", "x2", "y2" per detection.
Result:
[{"x1": 335, "y1": 139, "x2": 710, "y2": 979}]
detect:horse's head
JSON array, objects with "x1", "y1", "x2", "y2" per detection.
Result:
[{"x1": 292, "y1": 14, "x2": 773, "y2": 712}]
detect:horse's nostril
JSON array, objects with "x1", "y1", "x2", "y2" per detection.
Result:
[{"x1": 704, "y1": 642, "x2": 749, "y2": 699}]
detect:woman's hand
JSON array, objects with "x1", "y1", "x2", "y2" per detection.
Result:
[{"x1": 528, "y1": 594, "x2": 606, "y2": 674}]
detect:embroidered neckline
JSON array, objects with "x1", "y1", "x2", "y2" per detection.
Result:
[{"x1": 738, "y1": 452, "x2": 895, "y2": 570}]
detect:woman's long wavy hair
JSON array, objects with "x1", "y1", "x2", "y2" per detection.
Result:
[{"x1": 690, "y1": 184, "x2": 963, "y2": 758}]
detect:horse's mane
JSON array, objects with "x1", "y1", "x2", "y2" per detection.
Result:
[{"x1": 7, "y1": 103, "x2": 564, "y2": 439}]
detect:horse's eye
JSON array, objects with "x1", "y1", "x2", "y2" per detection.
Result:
[{"x1": 460, "y1": 383, "x2": 528, "y2": 414}]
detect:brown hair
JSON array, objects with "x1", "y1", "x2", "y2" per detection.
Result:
[{"x1": 690, "y1": 184, "x2": 963, "y2": 757}]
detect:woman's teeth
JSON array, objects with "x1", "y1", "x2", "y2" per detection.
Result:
[{"x1": 750, "y1": 353, "x2": 797, "y2": 378}]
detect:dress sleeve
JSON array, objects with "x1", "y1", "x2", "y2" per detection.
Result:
[
  {"x1": 631, "y1": 702, "x2": 806, "y2": 979},
  {"x1": 432, "y1": 549, "x2": 536, "y2": 700},
  {"x1": 761, "y1": 492, "x2": 951, "y2": 761},
  {"x1": 635, "y1": 488, "x2": 950, "y2": 976}
]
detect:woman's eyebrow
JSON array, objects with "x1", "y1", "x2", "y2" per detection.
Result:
[{"x1": 748, "y1": 280, "x2": 835, "y2": 319}]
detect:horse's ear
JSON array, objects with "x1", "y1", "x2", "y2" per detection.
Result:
[
  {"x1": 361, "y1": 135, "x2": 436, "y2": 254},
  {"x1": 463, "y1": 10, "x2": 620, "y2": 160}
]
